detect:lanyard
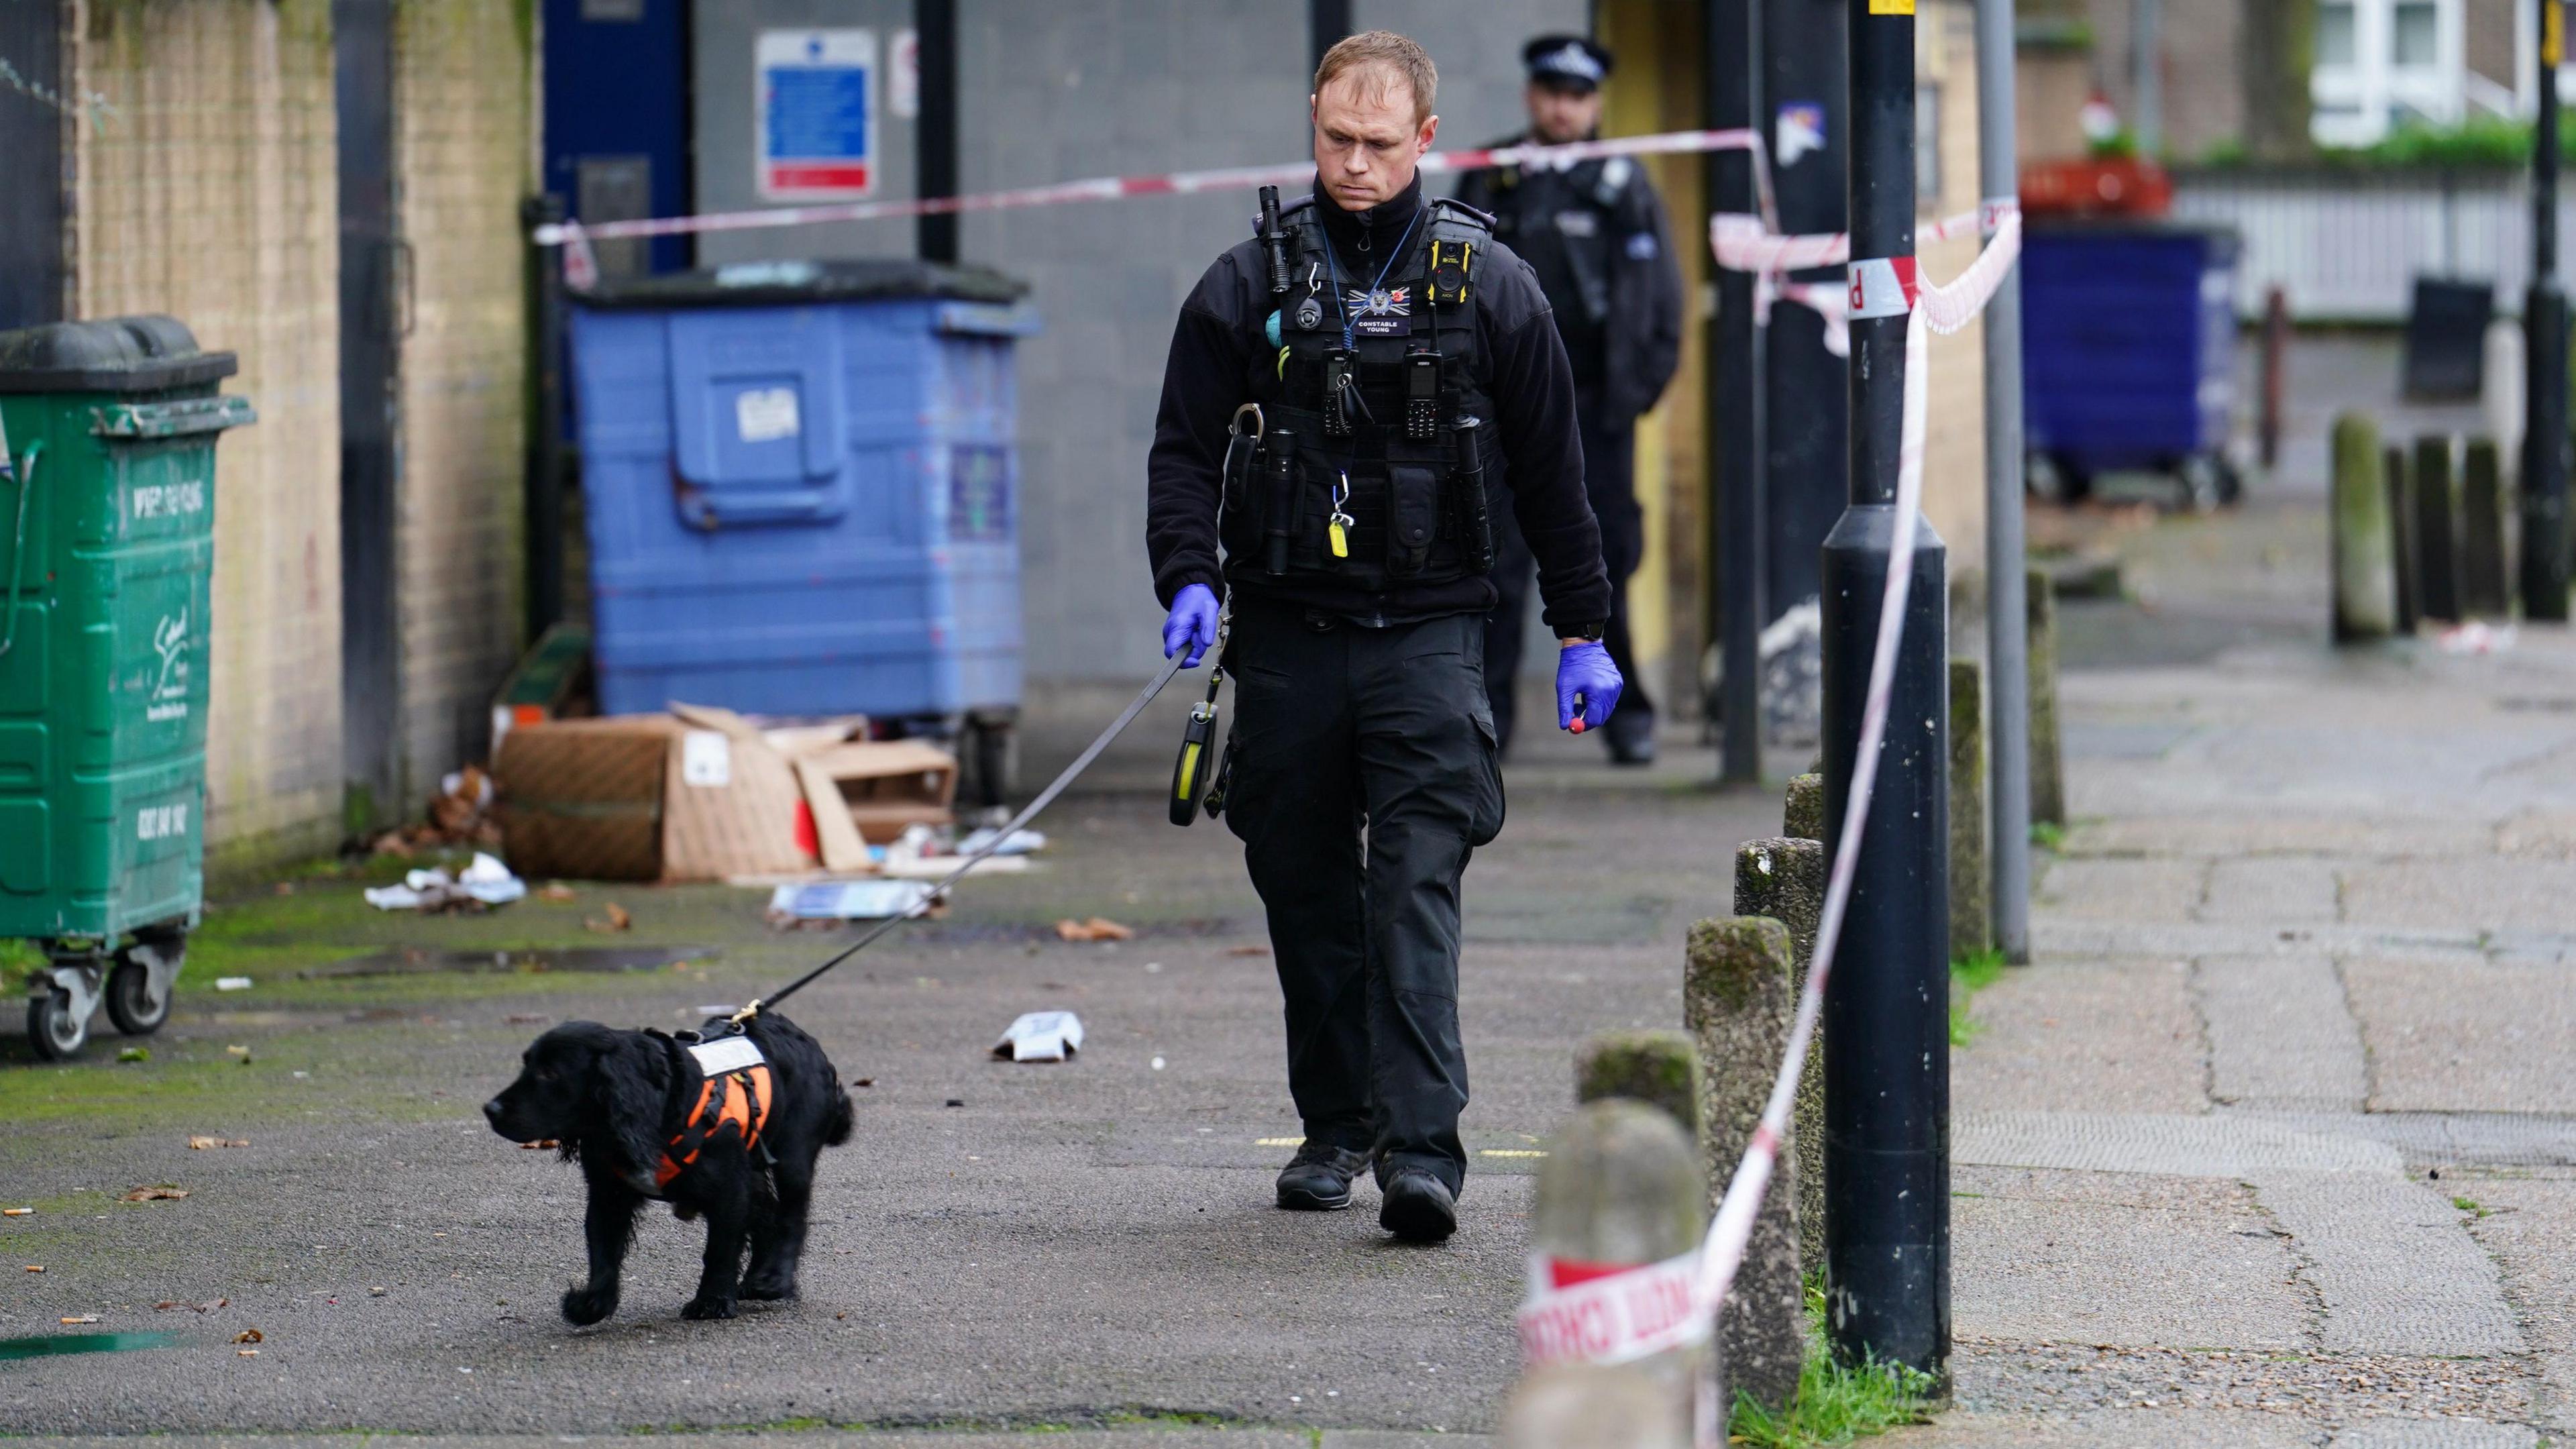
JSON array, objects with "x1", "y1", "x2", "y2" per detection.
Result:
[{"x1": 1324, "y1": 203, "x2": 1426, "y2": 352}]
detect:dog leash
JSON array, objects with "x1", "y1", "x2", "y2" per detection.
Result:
[{"x1": 727, "y1": 648, "x2": 1195, "y2": 1028}]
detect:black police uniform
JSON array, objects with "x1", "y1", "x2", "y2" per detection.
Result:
[
  {"x1": 1453, "y1": 62, "x2": 1684, "y2": 759},
  {"x1": 1146, "y1": 173, "x2": 1610, "y2": 1198}
]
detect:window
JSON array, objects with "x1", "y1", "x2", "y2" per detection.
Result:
[
  {"x1": 2317, "y1": 1, "x2": 2358, "y2": 66},
  {"x1": 2391, "y1": 1, "x2": 2438, "y2": 65}
]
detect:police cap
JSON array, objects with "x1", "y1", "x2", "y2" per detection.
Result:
[{"x1": 1523, "y1": 35, "x2": 1612, "y2": 91}]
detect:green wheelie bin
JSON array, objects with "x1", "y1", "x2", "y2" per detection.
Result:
[{"x1": 0, "y1": 316, "x2": 253, "y2": 1060}]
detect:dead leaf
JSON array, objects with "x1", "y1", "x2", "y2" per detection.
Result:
[
  {"x1": 371, "y1": 831, "x2": 415, "y2": 859},
  {"x1": 517, "y1": 1139, "x2": 559, "y2": 1150},
  {"x1": 853, "y1": 1077, "x2": 874, "y2": 1088},
  {"x1": 119, "y1": 1187, "x2": 189, "y2": 1203},
  {"x1": 237, "y1": 1348, "x2": 259, "y2": 1358},
  {"x1": 1053, "y1": 916, "x2": 1134, "y2": 943},
  {"x1": 272, "y1": 881, "x2": 297, "y2": 896},
  {"x1": 538, "y1": 883, "x2": 577, "y2": 902},
  {"x1": 504, "y1": 1014, "x2": 549, "y2": 1025},
  {"x1": 1225, "y1": 945, "x2": 1271, "y2": 957},
  {"x1": 584, "y1": 902, "x2": 632, "y2": 934},
  {"x1": 59, "y1": 1315, "x2": 97, "y2": 1325},
  {"x1": 187, "y1": 1137, "x2": 250, "y2": 1150},
  {"x1": 231, "y1": 1328, "x2": 262, "y2": 1344}
]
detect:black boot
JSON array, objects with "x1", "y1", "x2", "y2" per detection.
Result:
[
  {"x1": 1377, "y1": 1167, "x2": 1458, "y2": 1242},
  {"x1": 1276, "y1": 1141, "x2": 1369, "y2": 1211}
]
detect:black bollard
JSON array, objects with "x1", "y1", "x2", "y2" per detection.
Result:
[
  {"x1": 2414, "y1": 435, "x2": 2461, "y2": 625},
  {"x1": 1820, "y1": 0, "x2": 1949, "y2": 1388},
  {"x1": 2462, "y1": 439, "x2": 2510, "y2": 617},
  {"x1": 2526, "y1": 0, "x2": 2572, "y2": 621}
]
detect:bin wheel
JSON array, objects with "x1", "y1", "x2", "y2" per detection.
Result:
[
  {"x1": 2178, "y1": 455, "x2": 2226, "y2": 515},
  {"x1": 28, "y1": 988, "x2": 87, "y2": 1061},
  {"x1": 2027, "y1": 451, "x2": 2090, "y2": 504},
  {"x1": 105, "y1": 957, "x2": 171, "y2": 1036}
]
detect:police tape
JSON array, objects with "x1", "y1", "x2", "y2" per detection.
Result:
[
  {"x1": 535, "y1": 127, "x2": 1774, "y2": 287},
  {"x1": 1707, "y1": 199, "x2": 2017, "y2": 356},
  {"x1": 1514, "y1": 208, "x2": 2024, "y2": 1383}
]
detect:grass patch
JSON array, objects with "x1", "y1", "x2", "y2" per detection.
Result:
[
  {"x1": 2029, "y1": 820, "x2": 2065, "y2": 851},
  {"x1": 1949, "y1": 947, "x2": 2008, "y2": 1047},
  {"x1": 1730, "y1": 1285, "x2": 1938, "y2": 1446},
  {"x1": 2454, "y1": 1196, "x2": 2490, "y2": 1220}
]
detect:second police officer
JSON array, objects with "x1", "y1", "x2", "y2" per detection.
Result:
[
  {"x1": 1455, "y1": 35, "x2": 1684, "y2": 766},
  {"x1": 1146, "y1": 32, "x2": 1619, "y2": 1242}
]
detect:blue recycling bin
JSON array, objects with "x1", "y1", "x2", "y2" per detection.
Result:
[
  {"x1": 568, "y1": 260, "x2": 1036, "y2": 724},
  {"x1": 2022, "y1": 221, "x2": 2242, "y2": 506}
]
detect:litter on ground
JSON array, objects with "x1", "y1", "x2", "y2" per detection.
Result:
[
  {"x1": 994, "y1": 1010, "x2": 1084, "y2": 1062},
  {"x1": 1055, "y1": 916, "x2": 1134, "y2": 943},
  {"x1": 364, "y1": 853, "x2": 527, "y2": 912},
  {"x1": 767, "y1": 879, "x2": 936, "y2": 922}
]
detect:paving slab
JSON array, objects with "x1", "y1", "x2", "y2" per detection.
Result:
[
  {"x1": 2250, "y1": 1172, "x2": 2524, "y2": 1358},
  {"x1": 1888, "y1": 1406, "x2": 2323, "y2": 1446},
  {"x1": 1951, "y1": 1171, "x2": 2307, "y2": 1350},
  {"x1": 2032, "y1": 858, "x2": 2208, "y2": 923},
  {"x1": 2196, "y1": 955, "x2": 2368, "y2": 1111},
  {"x1": 2455, "y1": 1175, "x2": 2576, "y2": 1436},
  {"x1": 1953, "y1": 958, "x2": 2208, "y2": 1117},
  {"x1": 2343, "y1": 957, "x2": 2576, "y2": 1114},
  {"x1": 2329, "y1": 1421, "x2": 2540, "y2": 1448},
  {"x1": 2061, "y1": 815, "x2": 2496, "y2": 861},
  {"x1": 2339, "y1": 860, "x2": 2576, "y2": 936},
  {"x1": 1956, "y1": 1113, "x2": 2396, "y2": 1177},
  {"x1": 2201, "y1": 860, "x2": 2344, "y2": 924}
]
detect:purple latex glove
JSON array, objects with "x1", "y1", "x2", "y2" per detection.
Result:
[
  {"x1": 1162, "y1": 583, "x2": 1220, "y2": 668},
  {"x1": 1555, "y1": 641, "x2": 1623, "y2": 733}
]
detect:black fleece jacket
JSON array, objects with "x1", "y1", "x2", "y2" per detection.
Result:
[{"x1": 1144, "y1": 173, "x2": 1612, "y2": 632}]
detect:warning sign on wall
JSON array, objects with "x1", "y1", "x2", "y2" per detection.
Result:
[{"x1": 757, "y1": 29, "x2": 876, "y2": 201}]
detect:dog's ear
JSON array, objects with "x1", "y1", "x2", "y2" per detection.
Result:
[{"x1": 586, "y1": 1032, "x2": 671, "y2": 1183}]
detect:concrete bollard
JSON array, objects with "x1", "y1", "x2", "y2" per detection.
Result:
[
  {"x1": 2414, "y1": 434, "x2": 2462, "y2": 623},
  {"x1": 2462, "y1": 437, "x2": 2510, "y2": 617},
  {"x1": 2329, "y1": 413, "x2": 2395, "y2": 641},
  {"x1": 1685, "y1": 916, "x2": 1805, "y2": 1415},
  {"x1": 1499, "y1": 1362, "x2": 1692, "y2": 1449},
  {"x1": 1578, "y1": 1030, "x2": 1704, "y2": 1135},
  {"x1": 1735, "y1": 837, "x2": 1823, "y2": 1283},
  {"x1": 2026, "y1": 568, "x2": 2065, "y2": 828},
  {"x1": 1521, "y1": 1097, "x2": 1711, "y2": 1436},
  {"x1": 1948, "y1": 657, "x2": 1990, "y2": 960},
  {"x1": 2385, "y1": 442, "x2": 2420, "y2": 634},
  {"x1": 1784, "y1": 771, "x2": 1825, "y2": 843}
]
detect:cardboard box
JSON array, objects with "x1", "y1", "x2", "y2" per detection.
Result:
[
  {"x1": 795, "y1": 741, "x2": 959, "y2": 873},
  {"x1": 496, "y1": 705, "x2": 816, "y2": 883}
]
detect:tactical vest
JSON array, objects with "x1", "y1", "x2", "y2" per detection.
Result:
[
  {"x1": 1222, "y1": 197, "x2": 1500, "y2": 592},
  {"x1": 640, "y1": 1032, "x2": 775, "y2": 1195}
]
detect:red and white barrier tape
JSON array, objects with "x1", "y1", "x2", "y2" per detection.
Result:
[
  {"x1": 1709, "y1": 199, "x2": 2017, "y2": 358},
  {"x1": 1517, "y1": 211, "x2": 2024, "y2": 1394},
  {"x1": 536, "y1": 126, "x2": 1766, "y2": 256}
]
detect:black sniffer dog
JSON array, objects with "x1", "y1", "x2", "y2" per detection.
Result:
[{"x1": 484, "y1": 1013, "x2": 853, "y2": 1324}]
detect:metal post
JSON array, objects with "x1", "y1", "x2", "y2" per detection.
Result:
[
  {"x1": 1978, "y1": 0, "x2": 2028, "y2": 963},
  {"x1": 1821, "y1": 0, "x2": 1949, "y2": 1387},
  {"x1": 1762, "y1": 0, "x2": 1851, "y2": 643},
  {"x1": 1309, "y1": 0, "x2": 1352, "y2": 76},
  {"x1": 2129, "y1": 0, "x2": 2162, "y2": 157},
  {"x1": 915, "y1": 0, "x2": 959, "y2": 265},
  {"x1": 2526, "y1": 0, "x2": 2571, "y2": 622},
  {"x1": 523, "y1": 193, "x2": 568, "y2": 646},
  {"x1": 1712, "y1": 0, "x2": 1766, "y2": 784}
]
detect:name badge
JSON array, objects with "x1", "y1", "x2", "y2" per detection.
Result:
[{"x1": 1352, "y1": 316, "x2": 1407, "y2": 338}]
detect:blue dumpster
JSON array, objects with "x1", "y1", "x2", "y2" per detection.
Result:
[
  {"x1": 2021, "y1": 222, "x2": 2243, "y2": 508},
  {"x1": 568, "y1": 260, "x2": 1037, "y2": 729}
]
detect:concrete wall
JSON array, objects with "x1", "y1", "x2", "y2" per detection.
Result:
[
  {"x1": 68, "y1": 0, "x2": 347, "y2": 869},
  {"x1": 390, "y1": 0, "x2": 535, "y2": 801}
]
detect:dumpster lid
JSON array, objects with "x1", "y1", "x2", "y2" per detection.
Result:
[
  {"x1": 574, "y1": 258, "x2": 1029, "y2": 310},
  {"x1": 0, "y1": 315, "x2": 239, "y2": 393}
]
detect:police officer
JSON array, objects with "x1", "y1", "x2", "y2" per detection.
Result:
[
  {"x1": 1146, "y1": 31, "x2": 1620, "y2": 1242},
  {"x1": 1454, "y1": 36, "x2": 1684, "y2": 765}
]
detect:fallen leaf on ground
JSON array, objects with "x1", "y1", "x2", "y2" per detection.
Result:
[
  {"x1": 231, "y1": 1328, "x2": 262, "y2": 1344},
  {"x1": 518, "y1": 1139, "x2": 559, "y2": 1150},
  {"x1": 852, "y1": 1077, "x2": 874, "y2": 1088},
  {"x1": 59, "y1": 1315, "x2": 97, "y2": 1325},
  {"x1": 1053, "y1": 916, "x2": 1134, "y2": 943},
  {"x1": 371, "y1": 831, "x2": 414, "y2": 858},
  {"x1": 1226, "y1": 945, "x2": 1271, "y2": 957},
  {"x1": 187, "y1": 1137, "x2": 251, "y2": 1150},
  {"x1": 584, "y1": 902, "x2": 632, "y2": 933},
  {"x1": 119, "y1": 1187, "x2": 189, "y2": 1202},
  {"x1": 237, "y1": 1348, "x2": 259, "y2": 1357},
  {"x1": 273, "y1": 881, "x2": 296, "y2": 896},
  {"x1": 3, "y1": 1207, "x2": 30, "y2": 1216},
  {"x1": 538, "y1": 883, "x2": 576, "y2": 902},
  {"x1": 504, "y1": 1014, "x2": 549, "y2": 1025}
]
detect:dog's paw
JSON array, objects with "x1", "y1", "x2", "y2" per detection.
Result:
[
  {"x1": 561, "y1": 1285, "x2": 618, "y2": 1326},
  {"x1": 741, "y1": 1272, "x2": 799, "y2": 1301},
  {"x1": 680, "y1": 1293, "x2": 739, "y2": 1320}
]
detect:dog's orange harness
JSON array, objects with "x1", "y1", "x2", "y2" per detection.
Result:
[{"x1": 654, "y1": 1034, "x2": 775, "y2": 1190}]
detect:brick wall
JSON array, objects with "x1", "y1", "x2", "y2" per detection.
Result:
[
  {"x1": 391, "y1": 0, "x2": 531, "y2": 796},
  {"x1": 2086, "y1": 0, "x2": 2245, "y2": 161},
  {"x1": 69, "y1": 0, "x2": 346, "y2": 869}
]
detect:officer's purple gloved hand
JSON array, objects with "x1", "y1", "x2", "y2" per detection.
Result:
[
  {"x1": 1162, "y1": 583, "x2": 1220, "y2": 668},
  {"x1": 1555, "y1": 641, "x2": 1623, "y2": 734}
]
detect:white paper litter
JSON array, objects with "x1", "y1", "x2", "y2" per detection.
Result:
[
  {"x1": 767, "y1": 879, "x2": 936, "y2": 920},
  {"x1": 956, "y1": 827, "x2": 1047, "y2": 857},
  {"x1": 993, "y1": 1010, "x2": 1084, "y2": 1063},
  {"x1": 364, "y1": 853, "x2": 526, "y2": 910},
  {"x1": 214, "y1": 977, "x2": 253, "y2": 991},
  {"x1": 876, "y1": 854, "x2": 1028, "y2": 879}
]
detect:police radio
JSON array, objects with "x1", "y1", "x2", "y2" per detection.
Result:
[{"x1": 1258, "y1": 186, "x2": 1292, "y2": 299}]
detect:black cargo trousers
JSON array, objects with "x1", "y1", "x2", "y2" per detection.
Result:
[{"x1": 1220, "y1": 598, "x2": 1507, "y2": 1195}]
